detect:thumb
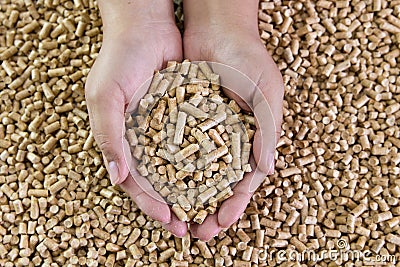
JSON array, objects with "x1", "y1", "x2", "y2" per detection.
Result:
[{"x1": 86, "y1": 82, "x2": 129, "y2": 185}]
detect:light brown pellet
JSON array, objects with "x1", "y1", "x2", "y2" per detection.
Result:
[
  {"x1": 193, "y1": 210, "x2": 208, "y2": 224},
  {"x1": 1, "y1": 2, "x2": 399, "y2": 266},
  {"x1": 174, "y1": 144, "x2": 200, "y2": 162},
  {"x1": 195, "y1": 187, "x2": 217, "y2": 205},
  {"x1": 159, "y1": 248, "x2": 175, "y2": 262},
  {"x1": 171, "y1": 204, "x2": 188, "y2": 222},
  {"x1": 386, "y1": 234, "x2": 400, "y2": 246},
  {"x1": 179, "y1": 102, "x2": 209, "y2": 120},
  {"x1": 373, "y1": 211, "x2": 393, "y2": 223},
  {"x1": 49, "y1": 179, "x2": 68, "y2": 194}
]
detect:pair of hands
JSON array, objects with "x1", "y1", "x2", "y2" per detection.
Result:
[{"x1": 85, "y1": 2, "x2": 283, "y2": 241}]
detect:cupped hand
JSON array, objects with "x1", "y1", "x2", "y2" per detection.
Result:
[
  {"x1": 85, "y1": 18, "x2": 187, "y2": 236},
  {"x1": 184, "y1": 28, "x2": 284, "y2": 241}
]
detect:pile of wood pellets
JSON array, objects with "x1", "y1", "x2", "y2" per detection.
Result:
[
  {"x1": 1, "y1": 0, "x2": 400, "y2": 266},
  {"x1": 125, "y1": 60, "x2": 254, "y2": 224}
]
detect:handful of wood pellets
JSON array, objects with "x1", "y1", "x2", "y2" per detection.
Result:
[{"x1": 125, "y1": 61, "x2": 255, "y2": 224}]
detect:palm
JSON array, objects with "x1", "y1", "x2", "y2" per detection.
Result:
[
  {"x1": 184, "y1": 31, "x2": 284, "y2": 240},
  {"x1": 86, "y1": 26, "x2": 188, "y2": 236},
  {"x1": 87, "y1": 28, "x2": 182, "y2": 108}
]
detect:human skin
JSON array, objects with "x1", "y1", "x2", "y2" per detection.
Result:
[
  {"x1": 183, "y1": 0, "x2": 284, "y2": 240},
  {"x1": 85, "y1": 0, "x2": 187, "y2": 237},
  {"x1": 86, "y1": 0, "x2": 284, "y2": 240}
]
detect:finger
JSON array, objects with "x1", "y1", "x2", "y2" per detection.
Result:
[
  {"x1": 191, "y1": 214, "x2": 221, "y2": 241},
  {"x1": 217, "y1": 191, "x2": 251, "y2": 229},
  {"x1": 253, "y1": 54, "x2": 284, "y2": 144},
  {"x1": 120, "y1": 149, "x2": 173, "y2": 223},
  {"x1": 126, "y1": 129, "x2": 188, "y2": 237},
  {"x1": 86, "y1": 80, "x2": 129, "y2": 185},
  {"x1": 251, "y1": 104, "x2": 275, "y2": 175},
  {"x1": 253, "y1": 63, "x2": 283, "y2": 174},
  {"x1": 124, "y1": 147, "x2": 168, "y2": 204},
  {"x1": 218, "y1": 158, "x2": 266, "y2": 228},
  {"x1": 162, "y1": 212, "x2": 188, "y2": 238},
  {"x1": 119, "y1": 173, "x2": 171, "y2": 224}
]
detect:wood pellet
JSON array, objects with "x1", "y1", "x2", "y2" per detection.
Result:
[
  {"x1": 1, "y1": 0, "x2": 400, "y2": 266},
  {"x1": 125, "y1": 61, "x2": 255, "y2": 223}
]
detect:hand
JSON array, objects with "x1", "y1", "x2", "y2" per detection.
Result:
[
  {"x1": 183, "y1": 2, "x2": 284, "y2": 240},
  {"x1": 85, "y1": 0, "x2": 187, "y2": 237}
]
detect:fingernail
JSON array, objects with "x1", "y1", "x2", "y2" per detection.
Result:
[
  {"x1": 267, "y1": 152, "x2": 275, "y2": 175},
  {"x1": 108, "y1": 161, "x2": 119, "y2": 185}
]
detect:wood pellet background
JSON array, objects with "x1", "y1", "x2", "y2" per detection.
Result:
[{"x1": 0, "y1": 0, "x2": 400, "y2": 266}]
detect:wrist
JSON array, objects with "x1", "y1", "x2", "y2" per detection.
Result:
[
  {"x1": 183, "y1": 0, "x2": 260, "y2": 38},
  {"x1": 99, "y1": 0, "x2": 176, "y2": 38}
]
